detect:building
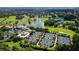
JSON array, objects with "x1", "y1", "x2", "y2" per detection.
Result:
[{"x1": 18, "y1": 32, "x2": 30, "y2": 38}]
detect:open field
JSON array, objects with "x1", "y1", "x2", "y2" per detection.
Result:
[
  {"x1": 0, "y1": 16, "x2": 16, "y2": 25},
  {"x1": 38, "y1": 17, "x2": 48, "y2": 22},
  {"x1": 63, "y1": 21, "x2": 75, "y2": 25},
  {"x1": 0, "y1": 16, "x2": 30, "y2": 25},
  {"x1": 18, "y1": 16, "x2": 30, "y2": 25},
  {"x1": 63, "y1": 21, "x2": 75, "y2": 23},
  {"x1": 0, "y1": 16, "x2": 48, "y2": 26},
  {"x1": 47, "y1": 26, "x2": 76, "y2": 37}
]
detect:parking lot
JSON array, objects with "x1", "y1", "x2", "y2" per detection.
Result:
[
  {"x1": 26, "y1": 32, "x2": 56, "y2": 48},
  {"x1": 57, "y1": 36, "x2": 71, "y2": 45},
  {"x1": 39, "y1": 33, "x2": 55, "y2": 48},
  {"x1": 27, "y1": 32, "x2": 42, "y2": 45}
]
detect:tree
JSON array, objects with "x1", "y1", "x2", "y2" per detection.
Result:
[
  {"x1": 12, "y1": 46, "x2": 19, "y2": 51},
  {"x1": 0, "y1": 26, "x2": 9, "y2": 31},
  {"x1": 56, "y1": 44, "x2": 71, "y2": 51},
  {"x1": 64, "y1": 15, "x2": 76, "y2": 20},
  {"x1": 0, "y1": 30, "x2": 4, "y2": 40},
  {"x1": 71, "y1": 34, "x2": 79, "y2": 50},
  {"x1": 75, "y1": 20, "x2": 79, "y2": 26},
  {"x1": 19, "y1": 39, "x2": 27, "y2": 48},
  {"x1": 12, "y1": 36, "x2": 23, "y2": 42},
  {"x1": 15, "y1": 21, "x2": 19, "y2": 25},
  {"x1": 28, "y1": 26, "x2": 35, "y2": 30},
  {"x1": 44, "y1": 19, "x2": 57, "y2": 26},
  {"x1": 75, "y1": 30, "x2": 79, "y2": 34}
]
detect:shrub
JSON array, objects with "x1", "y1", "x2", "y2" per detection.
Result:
[{"x1": 12, "y1": 36, "x2": 23, "y2": 42}]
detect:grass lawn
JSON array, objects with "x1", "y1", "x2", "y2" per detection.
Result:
[
  {"x1": 63, "y1": 21, "x2": 75, "y2": 23},
  {"x1": 2, "y1": 41, "x2": 22, "y2": 49},
  {"x1": 2, "y1": 41, "x2": 38, "y2": 51},
  {"x1": 0, "y1": 18, "x2": 5, "y2": 22},
  {"x1": 0, "y1": 16, "x2": 30, "y2": 25},
  {"x1": 1, "y1": 16, "x2": 16, "y2": 25},
  {"x1": 63, "y1": 21, "x2": 75, "y2": 25},
  {"x1": 0, "y1": 16, "x2": 47, "y2": 26},
  {"x1": 47, "y1": 26, "x2": 76, "y2": 37},
  {"x1": 38, "y1": 17, "x2": 48, "y2": 22},
  {"x1": 18, "y1": 16, "x2": 30, "y2": 25}
]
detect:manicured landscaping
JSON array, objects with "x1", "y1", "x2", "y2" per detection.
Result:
[
  {"x1": 47, "y1": 26, "x2": 76, "y2": 37},
  {"x1": 18, "y1": 16, "x2": 30, "y2": 25},
  {"x1": 63, "y1": 21, "x2": 76, "y2": 25},
  {"x1": 1, "y1": 41, "x2": 38, "y2": 51},
  {"x1": 1, "y1": 16, "x2": 16, "y2": 25},
  {"x1": 0, "y1": 16, "x2": 30, "y2": 25},
  {"x1": 38, "y1": 17, "x2": 48, "y2": 22}
]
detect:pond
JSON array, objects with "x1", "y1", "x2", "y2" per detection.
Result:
[{"x1": 34, "y1": 21, "x2": 45, "y2": 28}]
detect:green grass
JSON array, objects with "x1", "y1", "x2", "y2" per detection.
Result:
[
  {"x1": 63, "y1": 21, "x2": 75, "y2": 23},
  {"x1": 47, "y1": 26, "x2": 76, "y2": 37},
  {"x1": 0, "y1": 16, "x2": 47, "y2": 26},
  {"x1": 2, "y1": 41, "x2": 21, "y2": 49},
  {"x1": 63, "y1": 21, "x2": 75, "y2": 25},
  {"x1": 2, "y1": 41, "x2": 38, "y2": 51},
  {"x1": 0, "y1": 18, "x2": 5, "y2": 22},
  {"x1": 38, "y1": 17, "x2": 48, "y2": 22},
  {"x1": 1, "y1": 16, "x2": 16, "y2": 25},
  {"x1": 18, "y1": 16, "x2": 30, "y2": 25},
  {"x1": 0, "y1": 16, "x2": 30, "y2": 25}
]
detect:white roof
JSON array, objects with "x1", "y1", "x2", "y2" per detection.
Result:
[{"x1": 18, "y1": 32, "x2": 30, "y2": 38}]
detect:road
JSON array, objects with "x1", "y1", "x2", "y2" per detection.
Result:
[
  {"x1": 0, "y1": 38, "x2": 10, "y2": 42},
  {"x1": 52, "y1": 34, "x2": 58, "y2": 48}
]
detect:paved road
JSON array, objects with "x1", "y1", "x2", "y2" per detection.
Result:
[
  {"x1": 0, "y1": 34, "x2": 14, "y2": 42},
  {"x1": 53, "y1": 34, "x2": 58, "y2": 48},
  {"x1": 0, "y1": 38, "x2": 10, "y2": 42}
]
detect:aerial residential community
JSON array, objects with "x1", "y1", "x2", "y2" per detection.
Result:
[{"x1": 0, "y1": 7, "x2": 79, "y2": 51}]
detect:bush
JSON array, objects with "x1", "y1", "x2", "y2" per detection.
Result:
[
  {"x1": 35, "y1": 28, "x2": 49, "y2": 32},
  {"x1": 12, "y1": 36, "x2": 23, "y2": 42},
  {"x1": 0, "y1": 26, "x2": 9, "y2": 31},
  {"x1": 28, "y1": 26, "x2": 35, "y2": 30},
  {"x1": 31, "y1": 45, "x2": 48, "y2": 51},
  {"x1": 44, "y1": 19, "x2": 55, "y2": 26},
  {"x1": 12, "y1": 46, "x2": 19, "y2": 51},
  {"x1": 75, "y1": 30, "x2": 79, "y2": 34},
  {"x1": 70, "y1": 34, "x2": 79, "y2": 50},
  {"x1": 0, "y1": 30, "x2": 4, "y2": 40}
]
